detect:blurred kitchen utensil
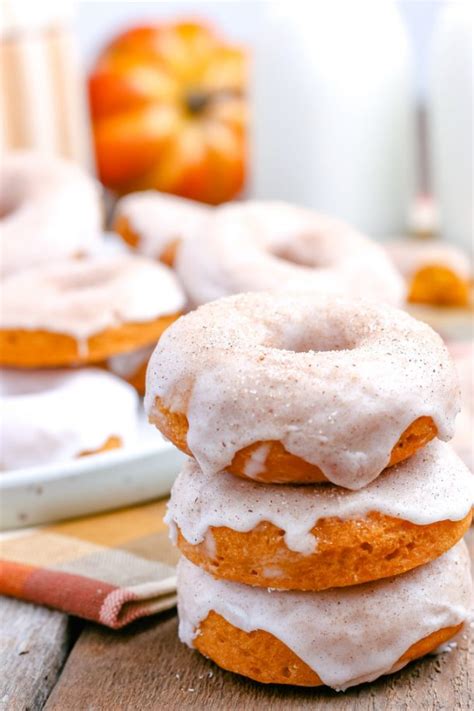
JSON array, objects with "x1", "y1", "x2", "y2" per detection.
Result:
[{"x1": 0, "y1": 0, "x2": 93, "y2": 168}]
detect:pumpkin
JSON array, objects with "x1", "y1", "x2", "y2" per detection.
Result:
[{"x1": 89, "y1": 21, "x2": 247, "y2": 204}]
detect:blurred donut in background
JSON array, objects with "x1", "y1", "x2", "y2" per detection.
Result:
[
  {"x1": 176, "y1": 201, "x2": 405, "y2": 306},
  {"x1": 0, "y1": 254, "x2": 185, "y2": 367},
  {"x1": 386, "y1": 240, "x2": 472, "y2": 307},
  {"x1": 0, "y1": 151, "x2": 102, "y2": 277},
  {"x1": 114, "y1": 190, "x2": 210, "y2": 266},
  {"x1": 0, "y1": 368, "x2": 139, "y2": 470}
]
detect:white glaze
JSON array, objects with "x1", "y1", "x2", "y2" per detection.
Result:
[
  {"x1": 0, "y1": 151, "x2": 102, "y2": 276},
  {"x1": 146, "y1": 291, "x2": 460, "y2": 489},
  {"x1": 448, "y1": 341, "x2": 474, "y2": 471},
  {"x1": 115, "y1": 191, "x2": 211, "y2": 259},
  {"x1": 0, "y1": 254, "x2": 185, "y2": 341},
  {"x1": 176, "y1": 201, "x2": 405, "y2": 306},
  {"x1": 177, "y1": 543, "x2": 472, "y2": 691},
  {"x1": 167, "y1": 441, "x2": 473, "y2": 555},
  {"x1": 0, "y1": 368, "x2": 139, "y2": 470},
  {"x1": 108, "y1": 345, "x2": 154, "y2": 379},
  {"x1": 386, "y1": 239, "x2": 471, "y2": 281},
  {"x1": 243, "y1": 442, "x2": 272, "y2": 479}
]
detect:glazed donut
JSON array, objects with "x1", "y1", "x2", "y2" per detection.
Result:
[
  {"x1": 448, "y1": 340, "x2": 474, "y2": 471},
  {"x1": 0, "y1": 151, "x2": 102, "y2": 277},
  {"x1": 168, "y1": 442, "x2": 472, "y2": 591},
  {"x1": 176, "y1": 201, "x2": 405, "y2": 306},
  {"x1": 0, "y1": 368, "x2": 138, "y2": 470},
  {"x1": 145, "y1": 291, "x2": 459, "y2": 489},
  {"x1": 107, "y1": 345, "x2": 154, "y2": 395},
  {"x1": 387, "y1": 240, "x2": 471, "y2": 307},
  {"x1": 177, "y1": 542, "x2": 472, "y2": 689},
  {"x1": 0, "y1": 254, "x2": 185, "y2": 367},
  {"x1": 114, "y1": 191, "x2": 211, "y2": 266}
]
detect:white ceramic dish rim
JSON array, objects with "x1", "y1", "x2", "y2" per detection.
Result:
[{"x1": 0, "y1": 435, "x2": 169, "y2": 489}]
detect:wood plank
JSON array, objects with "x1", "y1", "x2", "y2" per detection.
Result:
[
  {"x1": 0, "y1": 597, "x2": 75, "y2": 711},
  {"x1": 45, "y1": 533, "x2": 474, "y2": 711}
]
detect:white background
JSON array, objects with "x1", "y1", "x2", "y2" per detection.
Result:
[{"x1": 76, "y1": 0, "x2": 448, "y2": 101}]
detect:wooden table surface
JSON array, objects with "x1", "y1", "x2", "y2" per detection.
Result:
[{"x1": 2, "y1": 531, "x2": 472, "y2": 711}]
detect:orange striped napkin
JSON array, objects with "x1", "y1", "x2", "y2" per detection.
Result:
[{"x1": 0, "y1": 499, "x2": 178, "y2": 628}]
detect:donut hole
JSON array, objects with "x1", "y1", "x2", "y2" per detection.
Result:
[
  {"x1": 53, "y1": 265, "x2": 115, "y2": 290},
  {"x1": 0, "y1": 192, "x2": 18, "y2": 219},
  {"x1": 271, "y1": 244, "x2": 320, "y2": 268},
  {"x1": 276, "y1": 330, "x2": 354, "y2": 354},
  {"x1": 0, "y1": 176, "x2": 29, "y2": 219},
  {"x1": 268, "y1": 312, "x2": 357, "y2": 354},
  {"x1": 277, "y1": 341, "x2": 349, "y2": 354},
  {"x1": 269, "y1": 232, "x2": 336, "y2": 269}
]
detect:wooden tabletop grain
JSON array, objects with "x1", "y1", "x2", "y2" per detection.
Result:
[{"x1": 2, "y1": 531, "x2": 473, "y2": 711}]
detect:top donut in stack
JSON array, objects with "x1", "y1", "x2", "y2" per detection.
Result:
[{"x1": 146, "y1": 291, "x2": 459, "y2": 490}]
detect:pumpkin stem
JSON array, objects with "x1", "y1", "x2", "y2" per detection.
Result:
[{"x1": 186, "y1": 91, "x2": 210, "y2": 114}]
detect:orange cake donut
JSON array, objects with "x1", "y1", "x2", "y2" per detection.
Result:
[
  {"x1": 177, "y1": 543, "x2": 472, "y2": 689},
  {"x1": 0, "y1": 254, "x2": 185, "y2": 367},
  {"x1": 176, "y1": 200, "x2": 405, "y2": 305},
  {"x1": 168, "y1": 442, "x2": 473, "y2": 590},
  {"x1": 0, "y1": 368, "x2": 138, "y2": 470},
  {"x1": 387, "y1": 240, "x2": 472, "y2": 307},
  {"x1": 114, "y1": 191, "x2": 211, "y2": 266},
  {"x1": 0, "y1": 151, "x2": 102, "y2": 277},
  {"x1": 145, "y1": 291, "x2": 460, "y2": 489}
]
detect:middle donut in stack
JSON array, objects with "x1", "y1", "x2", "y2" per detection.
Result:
[{"x1": 146, "y1": 291, "x2": 473, "y2": 689}]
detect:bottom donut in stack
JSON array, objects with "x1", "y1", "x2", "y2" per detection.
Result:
[
  {"x1": 166, "y1": 444, "x2": 473, "y2": 689},
  {"x1": 177, "y1": 544, "x2": 471, "y2": 689}
]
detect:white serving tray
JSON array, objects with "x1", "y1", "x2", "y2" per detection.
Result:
[{"x1": 0, "y1": 418, "x2": 185, "y2": 531}]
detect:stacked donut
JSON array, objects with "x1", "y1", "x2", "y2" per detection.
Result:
[
  {"x1": 0, "y1": 151, "x2": 186, "y2": 470},
  {"x1": 146, "y1": 291, "x2": 473, "y2": 691}
]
